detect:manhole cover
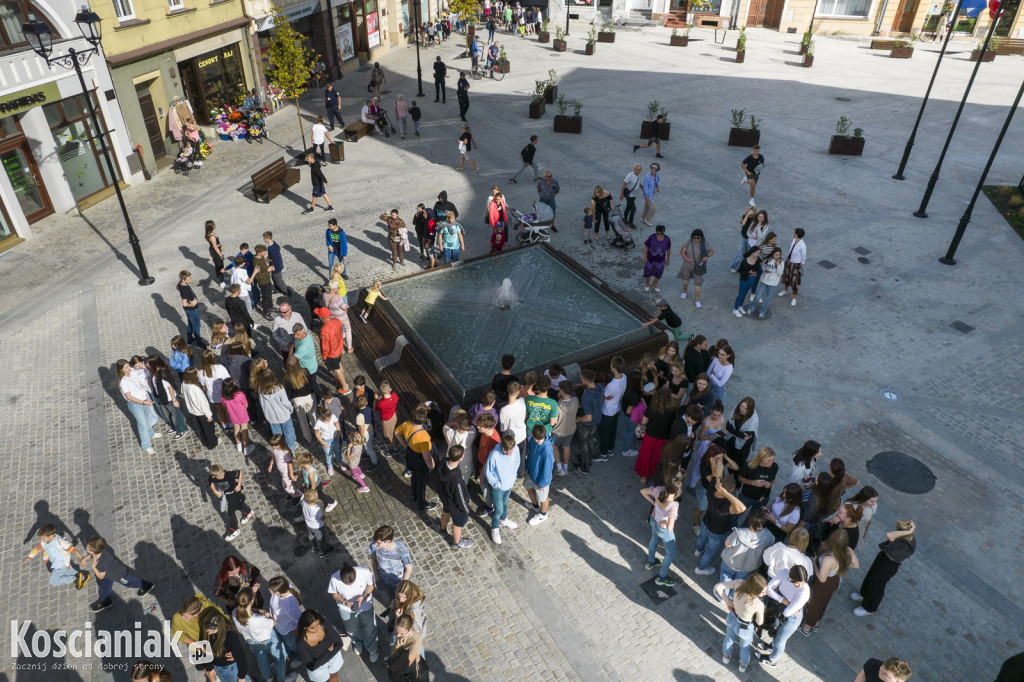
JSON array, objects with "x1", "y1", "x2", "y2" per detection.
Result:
[
  {"x1": 835, "y1": 96, "x2": 852, "y2": 101},
  {"x1": 639, "y1": 575, "x2": 678, "y2": 605},
  {"x1": 818, "y1": 260, "x2": 837, "y2": 269},
  {"x1": 867, "y1": 452, "x2": 936, "y2": 494},
  {"x1": 853, "y1": 246, "x2": 871, "y2": 255},
  {"x1": 951, "y1": 321, "x2": 975, "y2": 333}
]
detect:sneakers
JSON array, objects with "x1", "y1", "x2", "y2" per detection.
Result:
[
  {"x1": 327, "y1": 466, "x2": 336, "y2": 476},
  {"x1": 694, "y1": 301, "x2": 702, "y2": 308},
  {"x1": 554, "y1": 466, "x2": 567, "y2": 477},
  {"x1": 695, "y1": 566, "x2": 716, "y2": 576},
  {"x1": 236, "y1": 443, "x2": 243, "y2": 453},
  {"x1": 758, "y1": 312, "x2": 767, "y2": 319},
  {"x1": 241, "y1": 511, "x2": 255, "y2": 525},
  {"x1": 754, "y1": 651, "x2": 776, "y2": 666},
  {"x1": 499, "y1": 519, "x2": 519, "y2": 530},
  {"x1": 850, "y1": 592, "x2": 864, "y2": 602},
  {"x1": 528, "y1": 513, "x2": 548, "y2": 526},
  {"x1": 244, "y1": 444, "x2": 255, "y2": 455},
  {"x1": 357, "y1": 486, "x2": 370, "y2": 493},
  {"x1": 644, "y1": 285, "x2": 650, "y2": 292},
  {"x1": 693, "y1": 549, "x2": 703, "y2": 557},
  {"x1": 653, "y1": 286, "x2": 660, "y2": 292},
  {"x1": 748, "y1": 198, "x2": 756, "y2": 206},
  {"x1": 225, "y1": 529, "x2": 241, "y2": 541},
  {"x1": 508, "y1": 178, "x2": 517, "y2": 184},
  {"x1": 621, "y1": 449, "x2": 638, "y2": 457},
  {"x1": 633, "y1": 145, "x2": 640, "y2": 153},
  {"x1": 655, "y1": 576, "x2": 678, "y2": 586},
  {"x1": 403, "y1": 469, "x2": 412, "y2": 478},
  {"x1": 319, "y1": 546, "x2": 336, "y2": 558},
  {"x1": 742, "y1": 308, "x2": 753, "y2": 316},
  {"x1": 302, "y1": 207, "x2": 314, "y2": 215},
  {"x1": 655, "y1": 153, "x2": 664, "y2": 158},
  {"x1": 324, "y1": 206, "x2": 335, "y2": 212},
  {"x1": 722, "y1": 654, "x2": 731, "y2": 665},
  {"x1": 173, "y1": 432, "x2": 186, "y2": 440},
  {"x1": 90, "y1": 599, "x2": 113, "y2": 612},
  {"x1": 853, "y1": 606, "x2": 872, "y2": 617},
  {"x1": 691, "y1": 524, "x2": 700, "y2": 536},
  {"x1": 75, "y1": 572, "x2": 91, "y2": 590},
  {"x1": 733, "y1": 309, "x2": 743, "y2": 318},
  {"x1": 741, "y1": 176, "x2": 750, "y2": 185},
  {"x1": 791, "y1": 298, "x2": 797, "y2": 306},
  {"x1": 644, "y1": 559, "x2": 662, "y2": 570},
  {"x1": 777, "y1": 290, "x2": 788, "y2": 297},
  {"x1": 593, "y1": 454, "x2": 609, "y2": 463},
  {"x1": 138, "y1": 581, "x2": 154, "y2": 597},
  {"x1": 453, "y1": 537, "x2": 476, "y2": 549},
  {"x1": 421, "y1": 502, "x2": 439, "y2": 512},
  {"x1": 368, "y1": 650, "x2": 379, "y2": 663},
  {"x1": 325, "y1": 501, "x2": 338, "y2": 512},
  {"x1": 491, "y1": 528, "x2": 502, "y2": 544},
  {"x1": 679, "y1": 292, "x2": 687, "y2": 299},
  {"x1": 145, "y1": 447, "x2": 156, "y2": 455},
  {"x1": 151, "y1": 431, "x2": 163, "y2": 439}
]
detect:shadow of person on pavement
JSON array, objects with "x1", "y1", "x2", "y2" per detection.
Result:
[
  {"x1": 423, "y1": 651, "x2": 473, "y2": 681},
  {"x1": 177, "y1": 245, "x2": 224, "y2": 296},
  {"x1": 23, "y1": 500, "x2": 74, "y2": 545},
  {"x1": 98, "y1": 363, "x2": 133, "y2": 425},
  {"x1": 282, "y1": 243, "x2": 327, "y2": 285},
  {"x1": 150, "y1": 293, "x2": 183, "y2": 330},
  {"x1": 133, "y1": 540, "x2": 194, "y2": 623},
  {"x1": 173, "y1": 449, "x2": 214, "y2": 506}
]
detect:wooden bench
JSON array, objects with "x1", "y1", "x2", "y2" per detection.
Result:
[
  {"x1": 251, "y1": 157, "x2": 300, "y2": 203},
  {"x1": 996, "y1": 38, "x2": 1024, "y2": 55},
  {"x1": 869, "y1": 39, "x2": 897, "y2": 49},
  {"x1": 343, "y1": 121, "x2": 372, "y2": 142}
]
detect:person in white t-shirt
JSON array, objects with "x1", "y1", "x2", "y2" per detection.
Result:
[
  {"x1": 328, "y1": 561, "x2": 378, "y2": 661},
  {"x1": 232, "y1": 588, "x2": 289, "y2": 681},
  {"x1": 118, "y1": 358, "x2": 159, "y2": 454},
  {"x1": 310, "y1": 115, "x2": 333, "y2": 166},
  {"x1": 619, "y1": 163, "x2": 643, "y2": 228},
  {"x1": 595, "y1": 356, "x2": 626, "y2": 461},
  {"x1": 779, "y1": 228, "x2": 807, "y2": 307},
  {"x1": 499, "y1": 381, "x2": 528, "y2": 476}
]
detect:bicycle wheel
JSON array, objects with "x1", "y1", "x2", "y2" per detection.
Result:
[
  {"x1": 471, "y1": 67, "x2": 482, "y2": 80},
  {"x1": 492, "y1": 67, "x2": 506, "y2": 82}
]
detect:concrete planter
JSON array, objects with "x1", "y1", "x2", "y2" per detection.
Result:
[
  {"x1": 829, "y1": 135, "x2": 865, "y2": 155},
  {"x1": 640, "y1": 121, "x2": 671, "y2": 140},
  {"x1": 970, "y1": 49, "x2": 996, "y2": 61},
  {"x1": 670, "y1": 35, "x2": 689, "y2": 46},
  {"x1": 553, "y1": 39, "x2": 567, "y2": 52},
  {"x1": 554, "y1": 115, "x2": 583, "y2": 134},
  {"x1": 598, "y1": 31, "x2": 616, "y2": 43},
  {"x1": 585, "y1": 42, "x2": 596, "y2": 55},
  {"x1": 728, "y1": 128, "x2": 760, "y2": 147},
  {"x1": 890, "y1": 46, "x2": 914, "y2": 58},
  {"x1": 530, "y1": 100, "x2": 546, "y2": 119},
  {"x1": 544, "y1": 85, "x2": 558, "y2": 104}
]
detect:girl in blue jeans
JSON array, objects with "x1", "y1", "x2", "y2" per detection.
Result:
[
  {"x1": 641, "y1": 480, "x2": 682, "y2": 586},
  {"x1": 233, "y1": 588, "x2": 288, "y2": 682},
  {"x1": 714, "y1": 574, "x2": 767, "y2": 673}
]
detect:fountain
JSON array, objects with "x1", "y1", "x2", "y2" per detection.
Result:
[
  {"x1": 352, "y1": 245, "x2": 666, "y2": 411},
  {"x1": 495, "y1": 278, "x2": 519, "y2": 310}
]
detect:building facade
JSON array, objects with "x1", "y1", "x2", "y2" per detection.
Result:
[
  {"x1": 92, "y1": 0, "x2": 256, "y2": 174},
  {"x1": 0, "y1": 0, "x2": 140, "y2": 249}
]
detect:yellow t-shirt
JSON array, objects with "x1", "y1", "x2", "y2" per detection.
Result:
[
  {"x1": 395, "y1": 421, "x2": 431, "y2": 454},
  {"x1": 364, "y1": 289, "x2": 381, "y2": 306},
  {"x1": 171, "y1": 593, "x2": 225, "y2": 643}
]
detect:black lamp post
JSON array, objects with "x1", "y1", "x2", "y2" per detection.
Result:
[
  {"x1": 413, "y1": 0, "x2": 424, "y2": 97},
  {"x1": 893, "y1": 0, "x2": 964, "y2": 181},
  {"x1": 23, "y1": 7, "x2": 154, "y2": 286},
  {"x1": 565, "y1": 0, "x2": 571, "y2": 37}
]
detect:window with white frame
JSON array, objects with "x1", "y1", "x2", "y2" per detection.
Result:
[
  {"x1": 816, "y1": 0, "x2": 871, "y2": 17},
  {"x1": 112, "y1": 0, "x2": 134, "y2": 20},
  {"x1": 167, "y1": 0, "x2": 183, "y2": 10}
]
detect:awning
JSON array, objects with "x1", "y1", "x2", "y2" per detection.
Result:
[
  {"x1": 254, "y1": 0, "x2": 322, "y2": 32},
  {"x1": 958, "y1": 0, "x2": 987, "y2": 16}
]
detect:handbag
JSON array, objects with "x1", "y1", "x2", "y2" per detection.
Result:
[
  {"x1": 634, "y1": 423, "x2": 646, "y2": 439},
  {"x1": 693, "y1": 261, "x2": 707, "y2": 276}
]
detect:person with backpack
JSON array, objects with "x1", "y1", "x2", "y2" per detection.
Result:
[
  {"x1": 395, "y1": 404, "x2": 438, "y2": 512},
  {"x1": 509, "y1": 135, "x2": 539, "y2": 184}
]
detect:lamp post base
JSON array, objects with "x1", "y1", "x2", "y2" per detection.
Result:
[
  {"x1": 938, "y1": 257, "x2": 957, "y2": 266},
  {"x1": 913, "y1": 210, "x2": 928, "y2": 218},
  {"x1": 138, "y1": 276, "x2": 156, "y2": 285},
  {"x1": 892, "y1": 173, "x2": 905, "y2": 181}
]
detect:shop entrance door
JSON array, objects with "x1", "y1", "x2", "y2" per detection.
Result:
[
  {"x1": 892, "y1": 0, "x2": 920, "y2": 32},
  {"x1": 136, "y1": 90, "x2": 167, "y2": 160},
  {"x1": 0, "y1": 140, "x2": 53, "y2": 224}
]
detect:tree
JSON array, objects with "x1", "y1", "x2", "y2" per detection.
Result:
[
  {"x1": 448, "y1": 0, "x2": 481, "y2": 26},
  {"x1": 267, "y1": 7, "x2": 320, "y2": 150}
]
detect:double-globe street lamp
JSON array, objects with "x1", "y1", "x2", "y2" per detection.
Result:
[{"x1": 23, "y1": 7, "x2": 154, "y2": 286}]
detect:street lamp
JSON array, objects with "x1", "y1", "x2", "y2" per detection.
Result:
[
  {"x1": 23, "y1": 7, "x2": 154, "y2": 286},
  {"x1": 413, "y1": 0, "x2": 424, "y2": 97}
]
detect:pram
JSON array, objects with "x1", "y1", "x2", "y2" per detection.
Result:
[
  {"x1": 374, "y1": 109, "x2": 397, "y2": 137},
  {"x1": 510, "y1": 206, "x2": 551, "y2": 245},
  {"x1": 246, "y1": 108, "x2": 268, "y2": 143},
  {"x1": 606, "y1": 207, "x2": 636, "y2": 251}
]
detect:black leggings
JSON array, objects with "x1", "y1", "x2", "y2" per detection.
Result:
[{"x1": 595, "y1": 210, "x2": 611, "y2": 233}]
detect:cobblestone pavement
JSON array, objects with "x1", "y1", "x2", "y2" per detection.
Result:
[{"x1": 2, "y1": 25, "x2": 1023, "y2": 682}]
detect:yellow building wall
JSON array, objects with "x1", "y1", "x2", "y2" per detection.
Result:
[
  {"x1": 94, "y1": 0, "x2": 249, "y2": 58},
  {"x1": 776, "y1": 0, "x2": 931, "y2": 36}
]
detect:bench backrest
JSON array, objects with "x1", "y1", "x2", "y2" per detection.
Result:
[{"x1": 252, "y1": 158, "x2": 289, "y2": 186}]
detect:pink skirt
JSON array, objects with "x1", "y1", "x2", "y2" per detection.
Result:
[{"x1": 635, "y1": 435, "x2": 668, "y2": 478}]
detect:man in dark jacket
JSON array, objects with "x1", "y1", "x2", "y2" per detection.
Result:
[
  {"x1": 302, "y1": 152, "x2": 335, "y2": 215},
  {"x1": 324, "y1": 83, "x2": 344, "y2": 130},
  {"x1": 433, "y1": 56, "x2": 447, "y2": 103},
  {"x1": 509, "y1": 135, "x2": 539, "y2": 184},
  {"x1": 438, "y1": 445, "x2": 475, "y2": 549},
  {"x1": 433, "y1": 190, "x2": 458, "y2": 221}
]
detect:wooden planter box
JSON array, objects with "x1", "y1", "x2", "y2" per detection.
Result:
[
  {"x1": 499, "y1": 59, "x2": 510, "y2": 73},
  {"x1": 970, "y1": 49, "x2": 996, "y2": 61},
  {"x1": 670, "y1": 35, "x2": 689, "y2": 46},
  {"x1": 538, "y1": 30, "x2": 550, "y2": 43},
  {"x1": 728, "y1": 128, "x2": 760, "y2": 147},
  {"x1": 829, "y1": 135, "x2": 865, "y2": 155},
  {"x1": 553, "y1": 115, "x2": 582, "y2": 134},
  {"x1": 598, "y1": 31, "x2": 616, "y2": 43},
  {"x1": 529, "y1": 100, "x2": 545, "y2": 119},
  {"x1": 640, "y1": 121, "x2": 672, "y2": 140},
  {"x1": 890, "y1": 46, "x2": 914, "y2": 58},
  {"x1": 736, "y1": 49, "x2": 746, "y2": 62},
  {"x1": 553, "y1": 39, "x2": 567, "y2": 52},
  {"x1": 799, "y1": 42, "x2": 808, "y2": 55},
  {"x1": 544, "y1": 85, "x2": 558, "y2": 104},
  {"x1": 585, "y1": 42, "x2": 596, "y2": 55},
  {"x1": 803, "y1": 54, "x2": 814, "y2": 67},
  {"x1": 870, "y1": 39, "x2": 896, "y2": 49}
]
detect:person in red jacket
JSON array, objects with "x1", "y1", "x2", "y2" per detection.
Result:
[{"x1": 316, "y1": 308, "x2": 350, "y2": 394}]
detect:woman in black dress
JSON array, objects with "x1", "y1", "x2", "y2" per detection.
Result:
[
  {"x1": 682, "y1": 335, "x2": 708, "y2": 384},
  {"x1": 205, "y1": 220, "x2": 226, "y2": 288},
  {"x1": 852, "y1": 519, "x2": 916, "y2": 616}
]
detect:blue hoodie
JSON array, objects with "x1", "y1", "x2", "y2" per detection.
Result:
[
  {"x1": 325, "y1": 227, "x2": 348, "y2": 257},
  {"x1": 484, "y1": 443, "x2": 520, "y2": 492},
  {"x1": 525, "y1": 436, "x2": 554, "y2": 489}
]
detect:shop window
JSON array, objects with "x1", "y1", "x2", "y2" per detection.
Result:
[
  {"x1": 0, "y1": 0, "x2": 60, "y2": 48},
  {"x1": 816, "y1": 0, "x2": 871, "y2": 17},
  {"x1": 42, "y1": 93, "x2": 120, "y2": 203},
  {"x1": 112, "y1": 0, "x2": 135, "y2": 21}
]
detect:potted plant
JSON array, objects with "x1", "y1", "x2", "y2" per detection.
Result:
[
  {"x1": 829, "y1": 116, "x2": 865, "y2": 155},
  {"x1": 586, "y1": 27, "x2": 597, "y2": 55},
  {"x1": 598, "y1": 19, "x2": 616, "y2": 43},
  {"x1": 799, "y1": 27, "x2": 813, "y2": 55},
  {"x1": 539, "y1": 18, "x2": 551, "y2": 43},
  {"x1": 890, "y1": 34, "x2": 917, "y2": 58},
  {"x1": 530, "y1": 80, "x2": 546, "y2": 119},
  {"x1": 802, "y1": 40, "x2": 814, "y2": 67},
  {"x1": 498, "y1": 44, "x2": 510, "y2": 73},
  {"x1": 553, "y1": 95, "x2": 583, "y2": 134},
  {"x1": 553, "y1": 26, "x2": 567, "y2": 52},
  {"x1": 670, "y1": 23, "x2": 692, "y2": 46},
  {"x1": 544, "y1": 69, "x2": 559, "y2": 104},
  {"x1": 640, "y1": 101, "x2": 671, "y2": 140},
  {"x1": 970, "y1": 37, "x2": 1001, "y2": 61},
  {"x1": 727, "y1": 108, "x2": 761, "y2": 146},
  {"x1": 736, "y1": 26, "x2": 747, "y2": 63}
]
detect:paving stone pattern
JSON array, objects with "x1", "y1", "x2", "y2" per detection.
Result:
[{"x1": 1, "y1": 25, "x2": 1023, "y2": 682}]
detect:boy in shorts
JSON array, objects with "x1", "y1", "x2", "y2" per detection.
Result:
[
  {"x1": 551, "y1": 380, "x2": 578, "y2": 476},
  {"x1": 633, "y1": 114, "x2": 665, "y2": 158},
  {"x1": 524, "y1": 424, "x2": 555, "y2": 525},
  {"x1": 740, "y1": 145, "x2": 766, "y2": 207}
]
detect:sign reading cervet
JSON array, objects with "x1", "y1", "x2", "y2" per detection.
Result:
[
  {"x1": 0, "y1": 82, "x2": 61, "y2": 117},
  {"x1": 9, "y1": 620, "x2": 187, "y2": 660}
]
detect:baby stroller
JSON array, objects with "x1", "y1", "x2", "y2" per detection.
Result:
[
  {"x1": 606, "y1": 208, "x2": 636, "y2": 251},
  {"x1": 374, "y1": 109, "x2": 397, "y2": 137},
  {"x1": 246, "y1": 109, "x2": 268, "y2": 143},
  {"x1": 510, "y1": 207, "x2": 551, "y2": 245}
]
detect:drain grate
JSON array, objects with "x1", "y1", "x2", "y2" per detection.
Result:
[
  {"x1": 951, "y1": 321, "x2": 975, "y2": 333},
  {"x1": 818, "y1": 260, "x2": 837, "y2": 269},
  {"x1": 857, "y1": 257, "x2": 870, "y2": 264},
  {"x1": 867, "y1": 452, "x2": 936, "y2": 494},
  {"x1": 853, "y1": 246, "x2": 871, "y2": 255}
]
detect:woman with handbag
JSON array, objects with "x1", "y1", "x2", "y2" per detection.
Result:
[
  {"x1": 634, "y1": 388, "x2": 679, "y2": 485},
  {"x1": 387, "y1": 614, "x2": 428, "y2": 680},
  {"x1": 852, "y1": 519, "x2": 915, "y2": 617},
  {"x1": 456, "y1": 124, "x2": 479, "y2": 172},
  {"x1": 676, "y1": 229, "x2": 713, "y2": 308}
]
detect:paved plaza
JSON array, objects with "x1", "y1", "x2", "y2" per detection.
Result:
[{"x1": 2, "y1": 23, "x2": 1024, "y2": 682}]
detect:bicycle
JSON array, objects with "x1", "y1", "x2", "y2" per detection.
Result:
[{"x1": 471, "y1": 60, "x2": 506, "y2": 81}]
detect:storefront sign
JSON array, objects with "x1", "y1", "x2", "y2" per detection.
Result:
[
  {"x1": 367, "y1": 11, "x2": 381, "y2": 48},
  {"x1": 254, "y1": 0, "x2": 321, "y2": 32},
  {"x1": 338, "y1": 23, "x2": 356, "y2": 60},
  {"x1": 0, "y1": 82, "x2": 61, "y2": 118}
]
